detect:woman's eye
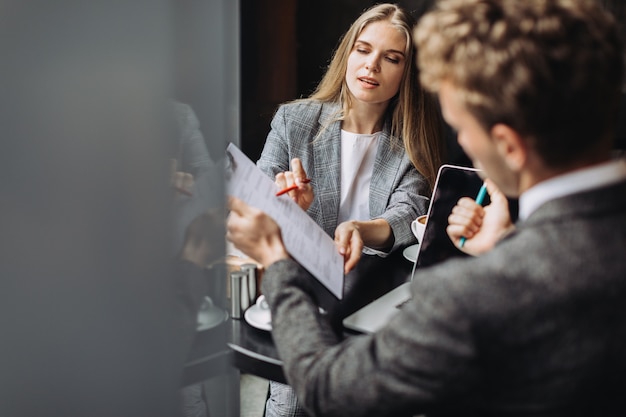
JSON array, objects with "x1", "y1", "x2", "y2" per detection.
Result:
[
  {"x1": 356, "y1": 48, "x2": 369, "y2": 54},
  {"x1": 385, "y1": 56, "x2": 400, "y2": 64}
]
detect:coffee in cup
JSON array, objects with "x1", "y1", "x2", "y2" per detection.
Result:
[{"x1": 411, "y1": 215, "x2": 428, "y2": 243}]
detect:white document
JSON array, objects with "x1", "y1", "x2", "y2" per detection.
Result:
[{"x1": 225, "y1": 143, "x2": 344, "y2": 299}]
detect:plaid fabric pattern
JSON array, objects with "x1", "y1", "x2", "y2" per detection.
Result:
[
  {"x1": 257, "y1": 100, "x2": 431, "y2": 252},
  {"x1": 265, "y1": 381, "x2": 309, "y2": 417}
]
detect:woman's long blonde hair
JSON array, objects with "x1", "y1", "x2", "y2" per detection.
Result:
[{"x1": 309, "y1": 3, "x2": 445, "y2": 190}]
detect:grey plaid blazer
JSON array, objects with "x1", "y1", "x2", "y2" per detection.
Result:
[{"x1": 257, "y1": 100, "x2": 430, "y2": 252}]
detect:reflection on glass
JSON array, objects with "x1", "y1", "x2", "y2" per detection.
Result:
[{"x1": 3, "y1": 1, "x2": 237, "y2": 416}]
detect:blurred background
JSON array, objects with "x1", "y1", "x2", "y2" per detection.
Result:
[{"x1": 1, "y1": 0, "x2": 235, "y2": 415}]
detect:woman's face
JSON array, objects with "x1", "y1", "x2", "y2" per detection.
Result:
[{"x1": 345, "y1": 20, "x2": 407, "y2": 109}]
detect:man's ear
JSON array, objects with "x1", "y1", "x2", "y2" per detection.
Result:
[{"x1": 490, "y1": 123, "x2": 527, "y2": 172}]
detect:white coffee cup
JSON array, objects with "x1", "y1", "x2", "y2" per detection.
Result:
[
  {"x1": 254, "y1": 295, "x2": 271, "y2": 323},
  {"x1": 411, "y1": 215, "x2": 428, "y2": 243}
]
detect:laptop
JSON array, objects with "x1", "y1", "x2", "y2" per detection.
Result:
[{"x1": 343, "y1": 164, "x2": 484, "y2": 334}]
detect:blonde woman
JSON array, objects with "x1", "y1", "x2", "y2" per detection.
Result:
[
  {"x1": 258, "y1": 3, "x2": 445, "y2": 273},
  {"x1": 256, "y1": 4, "x2": 446, "y2": 416}
]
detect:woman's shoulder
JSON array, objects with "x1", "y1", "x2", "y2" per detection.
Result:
[
  {"x1": 276, "y1": 100, "x2": 339, "y2": 121},
  {"x1": 277, "y1": 99, "x2": 334, "y2": 112}
]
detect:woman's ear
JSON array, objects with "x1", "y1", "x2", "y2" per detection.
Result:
[{"x1": 490, "y1": 123, "x2": 527, "y2": 172}]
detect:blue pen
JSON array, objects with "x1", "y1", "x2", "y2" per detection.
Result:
[{"x1": 459, "y1": 182, "x2": 488, "y2": 248}]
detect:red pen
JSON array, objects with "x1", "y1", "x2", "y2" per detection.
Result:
[{"x1": 275, "y1": 178, "x2": 311, "y2": 196}]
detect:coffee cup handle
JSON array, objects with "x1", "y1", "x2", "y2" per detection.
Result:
[{"x1": 257, "y1": 294, "x2": 269, "y2": 310}]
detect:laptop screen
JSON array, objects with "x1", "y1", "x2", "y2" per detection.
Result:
[{"x1": 416, "y1": 164, "x2": 485, "y2": 269}]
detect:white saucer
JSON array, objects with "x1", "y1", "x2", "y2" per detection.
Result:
[
  {"x1": 244, "y1": 304, "x2": 272, "y2": 331},
  {"x1": 402, "y1": 243, "x2": 420, "y2": 262}
]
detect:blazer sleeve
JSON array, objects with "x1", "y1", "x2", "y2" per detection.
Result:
[
  {"x1": 368, "y1": 135, "x2": 430, "y2": 252},
  {"x1": 262, "y1": 258, "x2": 480, "y2": 417},
  {"x1": 377, "y1": 158, "x2": 430, "y2": 252}
]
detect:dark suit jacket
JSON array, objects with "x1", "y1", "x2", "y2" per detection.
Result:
[
  {"x1": 257, "y1": 100, "x2": 431, "y2": 252},
  {"x1": 261, "y1": 178, "x2": 626, "y2": 417}
]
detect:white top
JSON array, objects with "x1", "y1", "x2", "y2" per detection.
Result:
[
  {"x1": 519, "y1": 158, "x2": 626, "y2": 220},
  {"x1": 337, "y1": 130, "x2": 380, "y2": 224}
]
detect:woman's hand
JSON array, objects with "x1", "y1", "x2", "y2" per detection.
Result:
[
  {"x1": 275, "y1": 158, "x2": 314, "y2": 210},
  {"x1": 446, "y1": 179, "x2": 514, "y2": 256},
  {"x1": 334, "y1": 221, "x2": 364, "y2": 274}
]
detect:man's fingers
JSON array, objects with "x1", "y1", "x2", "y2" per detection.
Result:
[
  {"x1": 456, "y1": 197, "x2": 483, "y2": 211},
  {"x1": 449, "y1": 210, "x2": 482, "y2": 229},
  {"x1": 447, "y1": 223, "x2": 474, "y2": 240},
  {"x1": 228, "y1": 195, "x2": 249, "y2": 215},
  {"x1": 484, "y1": 178, "x2": 497, "y2": 197},
  {"x1": 227, "y1": 195, "x2": 238, "y2": 211},
  {"x1": 484, "y1": 178, "x2": 507, "y2": 205},
  {"x1": 446, "y1": 224, "x2": 461, "y2": 244}
]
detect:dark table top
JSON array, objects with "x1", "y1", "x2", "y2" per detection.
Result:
[
  {"x1": 223, "y1": 250, "x2": 414, "y2": 383},
  {"x1": 228, "y1": 318, "x2": 286, "y2": 383}
]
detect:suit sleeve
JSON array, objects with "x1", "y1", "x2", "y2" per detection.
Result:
[{"x1": 262, "y1": 258, "x2": 480, "y2": 417}]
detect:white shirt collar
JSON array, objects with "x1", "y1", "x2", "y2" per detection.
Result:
[{"x1": 518, "y1": 158, "x2": 626, "y2": 220}]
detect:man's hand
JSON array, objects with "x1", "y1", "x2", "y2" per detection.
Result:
[
  {"x1": 275, "y1": 158, "x2": 314, "y2": 210},
  {"x1": 446, "y1": 179, "x2": 514, "y2": 256},
  {"x1": 226, "y1": 196, "x2": 290, "y2": 267},
  {"x1": 334, "y1": 221, "x2": 364, "y2": 274}
]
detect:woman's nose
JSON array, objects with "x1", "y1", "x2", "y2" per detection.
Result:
[{"x1": 365, "y1": 56, "x2": 380, "y2": 72}]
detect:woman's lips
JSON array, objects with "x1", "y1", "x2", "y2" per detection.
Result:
[{"x1": 358, "y1": 77, "x2": 379, "y2": 88}]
